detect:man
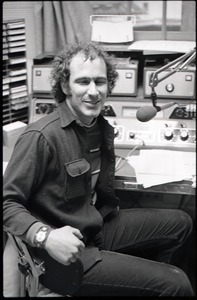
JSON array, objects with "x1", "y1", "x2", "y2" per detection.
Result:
[{"x1": 3, "y1": 42, "x2": 194, "y2": 296}]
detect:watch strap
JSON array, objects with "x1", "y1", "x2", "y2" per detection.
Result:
[{"x1": 34, "y1": 226, "x2": 52, "y2": 248}]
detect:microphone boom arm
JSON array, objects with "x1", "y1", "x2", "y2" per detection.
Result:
[{"x1": 149, "y1": 48, "x2": 196, "y2": 110}]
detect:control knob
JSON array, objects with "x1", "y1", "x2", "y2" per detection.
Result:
[
  {"x1": 180, "y1": 128, "x2": 189, "y2": 141},
  {"x1": 165, "y1": 83, "x2": 174, "y2": 92},
  {"x1": 164, "y1": 127, "x2": 173, "y2": 140}
]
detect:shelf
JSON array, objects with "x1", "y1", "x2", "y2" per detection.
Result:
[{"x1": 3, "y1": 19, "x2": 29, "y2": 125}]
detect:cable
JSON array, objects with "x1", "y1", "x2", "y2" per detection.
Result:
[{"x1": 115, "y1": 140, "x2": 144, "y2": 172}]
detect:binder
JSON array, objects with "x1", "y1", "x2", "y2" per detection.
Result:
[
  {"x1": 10, "y1": 91, "x2": 28, "y2": 100},
  {"x1": 9, "y1": 46, "x2": 26, "y2": 53},
  {"x1": 8, "y1": 40, "x2": 26, "y2": 47},
  {"x1": 10, "y1": 85, "x2": 27, "y2": 94},
  {"x1": 10, "y1": 75, "x2": 27, "y2": 83},
  {"x1": 7, "y1": 35, "x2": 26, "y2": 41},
  {"x1": 9, "y1": 57, "x2": 27, "y2": 64},
  {"x1": 7, "y1": 21, "x2": 25, "y2": 29},
  {"x1": 9, "y1": 69, "x2": 27, "y2": 76},
  {"x1": 7, "y1": 29, "x2": 26, "y2": 35}
]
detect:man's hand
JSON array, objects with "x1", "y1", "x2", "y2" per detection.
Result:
[{"x1": 44, "y1": 226, "x2": 85, "y2": 266}]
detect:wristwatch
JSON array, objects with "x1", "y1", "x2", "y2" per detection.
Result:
[{"x1": 34, "y1": 226, "x2": 52, "y2": 248}]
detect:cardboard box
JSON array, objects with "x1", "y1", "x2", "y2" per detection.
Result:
[{"x1": 3, "y1": 121, "x2": 27, "y2": 148}]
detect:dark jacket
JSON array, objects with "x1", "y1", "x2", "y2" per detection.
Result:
[{"x1": 3, "y1": 100, "x2": 119, "y2": 271}]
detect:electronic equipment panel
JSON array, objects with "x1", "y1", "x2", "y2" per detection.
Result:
[
  {"x1": 111, "y1": 59, "x2": 138, "y2": 96},
  {"x1": 32, "y1": 65, "x2": 53, "y2": 96},
  {"x1": 102, "y1": 100, "x2": 196, "y2": 151},
  {"x1": 144, "y1": 65, "x2": 196, "y2": 99}
]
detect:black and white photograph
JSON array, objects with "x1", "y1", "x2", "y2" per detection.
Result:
[{"x1": 3, "y1": 1, "x2": 196, "y2": 297}]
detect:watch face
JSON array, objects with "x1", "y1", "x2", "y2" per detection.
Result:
[{"x1": 36, "y1": 231, "x2": 46, "y2": 243}]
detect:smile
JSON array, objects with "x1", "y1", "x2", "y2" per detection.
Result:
[{"x1": 84, "y1": 100, "x2": 101, "y2": 105}]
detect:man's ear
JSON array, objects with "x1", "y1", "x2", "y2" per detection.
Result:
[{"x1": 61, "y1": 81, "x2": 68, "y2": 95}]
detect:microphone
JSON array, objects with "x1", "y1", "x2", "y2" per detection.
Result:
[{"x1": 136, "y1": 102, "x2": 177, "y2": 122}]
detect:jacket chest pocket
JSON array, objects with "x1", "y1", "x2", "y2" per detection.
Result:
[{"x1": 64, "y1": 158, "x2": 90, "y2": 200}]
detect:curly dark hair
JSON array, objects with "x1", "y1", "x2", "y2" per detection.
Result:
[{"x1": 50, "y1": 42, "x2": 119, "y2": 103}]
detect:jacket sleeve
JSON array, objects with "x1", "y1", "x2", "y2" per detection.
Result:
[{"x1": 3, "y1": 130, "x2": 51, "y2": 236}]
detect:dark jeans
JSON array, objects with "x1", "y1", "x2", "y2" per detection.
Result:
[{"x1": 75, "y1": 208, "x2": 194, "y2": 296}]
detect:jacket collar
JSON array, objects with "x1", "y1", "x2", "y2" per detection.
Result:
[
  {"x1": 57, "y1": 100, "x2": 114, "y2": 145},
  {"x1": 57, "y1": 100, "x2": 77, "y2": 128}
]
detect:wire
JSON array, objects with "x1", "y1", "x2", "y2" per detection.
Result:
[{"x1": 115, "y1": 140, "x2": 144, "y2": 172}]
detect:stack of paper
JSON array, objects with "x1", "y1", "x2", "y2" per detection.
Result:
[
  {"x1": 127, "y1": 149, "x2": 195, "y2": 188},
  {"x1": 128, "y1": 40, "x2": 196, "y2": 54}
]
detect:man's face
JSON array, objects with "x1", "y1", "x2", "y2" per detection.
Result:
[{"x1": 65, "y1": 53, "x2": 108, "y2": 125}]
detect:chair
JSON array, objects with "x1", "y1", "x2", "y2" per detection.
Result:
[
  {"x1": 7, "y1": 233, "x2": 45, "y2": 297},
  {"x1": 5, "y1": 233, "x2": 84, "y2": 297}
]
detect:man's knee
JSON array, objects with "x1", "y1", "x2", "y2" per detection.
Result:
[
  {"x1": 177, "y1": 210, "x2": 193, "y2": 241},
  {"x1": 181, "y1": 210, "x2": 193, "y2": 230},
  {"x1": 164, "y1": 265, "x2": 194, "y2": 296}
]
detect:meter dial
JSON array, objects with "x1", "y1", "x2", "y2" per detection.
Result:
[
  {"x1": 37, "y1": 103, "x2": 52, "y2": 114},
  {"x1": 36, "y1": 103, "x2": 56, "y2": 114}
]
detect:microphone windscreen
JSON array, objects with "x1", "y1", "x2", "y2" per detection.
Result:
[{"x1": 136, "y1": 106, "x2": 157, "y2": 122}]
